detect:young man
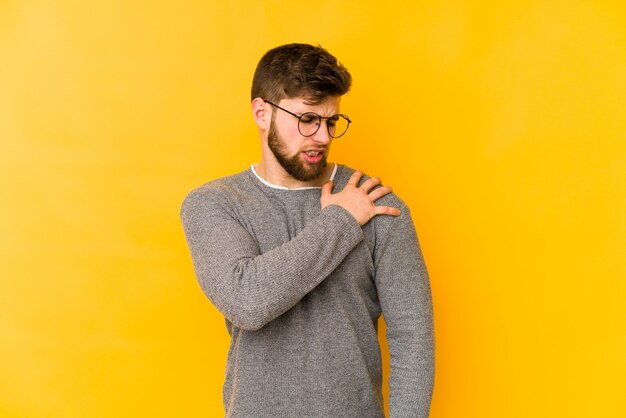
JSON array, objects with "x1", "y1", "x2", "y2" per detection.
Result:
[{"x1": 181, "y1": 43, "x2": 435, "y2": 417}]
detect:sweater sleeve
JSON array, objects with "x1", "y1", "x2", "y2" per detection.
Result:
[
  {"x1": 180, "y1": 188, "x2": 364, "y2": 331},
  {"x1": 374, "y1": 205, "x2": 435, "y2": 417}
]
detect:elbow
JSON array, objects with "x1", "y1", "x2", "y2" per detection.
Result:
[
  {"x1": 224, "y1": 302, "x2": 274, "y2": 331},
  {"x1": 232, "y1": 314, "x2": 267, "y2": 331},
  {"x1": 195, "y1": 259, "x2": 277, "y2": 331},
  {"x1": 197, "y1": 280, "x2": 273, "y2": 332}
]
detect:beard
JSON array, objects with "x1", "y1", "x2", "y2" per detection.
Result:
[{"x1": 267, "y1": 121, "x2": 328, "y2": 182}]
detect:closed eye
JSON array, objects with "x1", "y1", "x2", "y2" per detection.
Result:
[
  {"x1": 327, "y1": 115, "x2": 340, "y2": 126},
  {"x1": 300, "y1": 113, "x2": 319, "y2": 124}
]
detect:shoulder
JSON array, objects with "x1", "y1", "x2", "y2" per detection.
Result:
[
  {"x1": 334, "y1": 164, "x2": 408, "y2": 211},
  {"x1": 180, "y1": 168, "x2": 256, "y2": 218},
  {"x1": 335, "y1": 164, "x2": 416, "y2": 253}
]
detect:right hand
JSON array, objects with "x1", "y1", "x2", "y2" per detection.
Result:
[{"x1": 320, "y1": 170, "x2": 401, "y2": 226}]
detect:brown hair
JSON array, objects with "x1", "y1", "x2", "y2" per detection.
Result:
[{"x1": 251, "y1": 43, "x2": 352, "y2": 105}]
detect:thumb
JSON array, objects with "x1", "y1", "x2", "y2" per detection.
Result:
[{"x1": 321, "y1": 180, "x2": 333, "y2": 198}]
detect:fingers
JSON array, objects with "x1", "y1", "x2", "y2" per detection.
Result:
[
  {"x1": 349, "y1": 172, "x2": 382, "y2": 192},
  {"x1": 360, "y1": 177, "x2": 381, "y2": 193},
  {"x1": 374, "y1": 205, "x2": 401, "y2": 217},
  {"x1": 367, "y1": 185, "x2": 393, "y2": 202},
  {"x1": 347, "y1": 170, "x2": 363, "y2": 187}
]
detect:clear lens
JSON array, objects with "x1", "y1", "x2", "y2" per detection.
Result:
[
  {"x1": 298, "y1": 113, "x2": 321, "y2": 136},
  {"x1": 328, "y1": 115, "x2": 349, "y2": 138},
  {"x1": 298, "y1": 113, "x2": 350, "y2": 138}
]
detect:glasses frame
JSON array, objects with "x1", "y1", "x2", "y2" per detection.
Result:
[{"x1": 263, "y1": 100, "x2": 351, "y2": 138}]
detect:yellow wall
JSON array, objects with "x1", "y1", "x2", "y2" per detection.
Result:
[{"x1": 1, "y1": 1, "x2": 624, "y2": 417}]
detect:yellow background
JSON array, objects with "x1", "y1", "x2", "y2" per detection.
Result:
[{"x1": 1, "y1": 1, "x2": 624, "y2": 417}]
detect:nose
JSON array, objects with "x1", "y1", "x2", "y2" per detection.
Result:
[{"x1": 311, "y1": 121, "x2": 331, "y2": 144}]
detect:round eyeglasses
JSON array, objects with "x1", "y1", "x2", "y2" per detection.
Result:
[{"x1": 264, "y1": 100, "x2": 351, "y2": 138}]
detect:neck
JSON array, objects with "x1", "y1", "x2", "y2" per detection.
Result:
[{"x1": 255, "y1": 159, "x2": 335, "y2": 189}]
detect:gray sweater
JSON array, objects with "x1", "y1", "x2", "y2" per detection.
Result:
[{"x1": 180, "y1": 164, "x2": 435, "y2": 417}]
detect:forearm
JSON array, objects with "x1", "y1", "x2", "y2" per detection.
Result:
[{"x1": 387, "y1": 316, "x2": 435, "y2": 417}]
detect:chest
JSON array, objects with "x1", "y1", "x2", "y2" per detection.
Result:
[
  {"x1": 231, "y1": 188, "x2": 381, "y2": 316},
  {"x1": 233, "y1": 191, "x2": 332, "y2": 251},
  {"x1": 234, "y1": 190, "x2": 377, "y2": 277}
]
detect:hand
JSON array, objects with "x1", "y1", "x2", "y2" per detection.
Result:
[{"x1": 320, "y1": 170, "x2": 401, "y2": 226}]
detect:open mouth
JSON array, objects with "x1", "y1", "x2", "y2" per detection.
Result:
[{"x1": 302, "y1": 149, "x2": 325, "y2": 163}]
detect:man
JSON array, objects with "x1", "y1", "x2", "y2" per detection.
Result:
[{"x1": 181, "y1": 43, "x2": 434, "y2": 417}]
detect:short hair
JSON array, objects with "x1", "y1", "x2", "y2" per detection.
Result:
[{"x1": 251, "y1": 43, "x2": 352, "y2": 105}]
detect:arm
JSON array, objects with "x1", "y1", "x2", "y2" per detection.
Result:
[
  {"x1": 374, "y1": 205, "x2": 435, "y2": 417},
  {"x1": 180, "y1": 189, "x2": 363, "y2": 331},
  {"x1": 181, "y1": 171, "x2": 400, "y2": 331}
]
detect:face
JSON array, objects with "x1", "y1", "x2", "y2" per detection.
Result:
[{"x1": 266, "y1": 96, "x2": 340, "y2": 182}]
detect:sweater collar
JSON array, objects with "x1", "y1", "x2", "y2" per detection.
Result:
[{"x1": 250, "y1": 163, "x2": 338, "y2": 190}]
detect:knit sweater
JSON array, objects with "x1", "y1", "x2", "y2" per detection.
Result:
[{"x1": 180, "y1": 164, "x2": 435, "y2": 417}]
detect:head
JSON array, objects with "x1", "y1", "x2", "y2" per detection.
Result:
[
  {"x1": 251, "y1": 43, "x2": 352, "y2": 105},
  {"x1": 251, "y1": 44, "x2": 352, "y2": 183}
]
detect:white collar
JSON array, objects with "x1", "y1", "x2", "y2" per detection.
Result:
[{"x1": 250, "y1": 163, "x2": 337, "y2": 190}]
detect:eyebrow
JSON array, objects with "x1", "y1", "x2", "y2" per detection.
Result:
[{"x1": 295, "y1": 109, "x2": 341, "y2": 118}]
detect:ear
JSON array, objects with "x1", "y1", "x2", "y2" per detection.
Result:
[{"x1": 251, "y1": 97, "x2": 270, "y2": 130}]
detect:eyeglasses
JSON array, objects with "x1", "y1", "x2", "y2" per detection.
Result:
[{"x1": 264, "y1": 100, "x2": 351, "y2": 138}]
